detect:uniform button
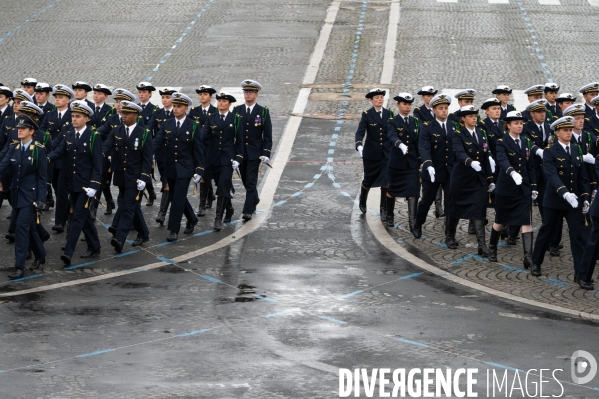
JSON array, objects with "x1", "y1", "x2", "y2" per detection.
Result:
[
  {"x1": 123, "y1": 168, "x2": 126, "y2": 170},
  {"x1": 519, "y1": 158, "x2": 521, "y2": 160}
]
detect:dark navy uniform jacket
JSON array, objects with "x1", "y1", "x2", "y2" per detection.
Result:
[
  {"x1": 542, "y1": 141, "x2": 590, "y2": 211},
  {"x1": 102, "y1": 124, "x2": 153, "y2": 189},
  {"x1": 451, "y1": 126, "x2": 494, "y2": 188},
  {"x1": 480, "y1": 117, "x2": 504, "y2": 159},
  {"x1": 0, "y1": 106, "x2": 14, "y2": 130},
  {"x1": 0, "y1": 141, "x2": 47, "y2": 208},
  {"x1": 48, "y1": 126, "x2": 103, "y2": 192},
  {"x1": 233, "y1": 104, "x2": 273, "y2": 161},
  {"x1": 571, "y1": 130, "x2": 598, "y2": 193},
  {"x1": 0, "y1": 126, "x2": 50, "y2": 161},
  {"x1": 584, "y1": 113, "x2": 599, "y2": 136},
  {"x1": 97, "y1": 113, "x2": 122, "y2": 141},
  {"x1": 147, "y1": 108, "x2": 174, "y2": 163},
  {"x1": 522, "y1": 119, "x2": 552, "y2": 187},
  {"x1": 355, "y1": 107, "x2": 392, "y2": 160},
  {"x1": 189, "y1": 105, "x2": 217, "y2": 127},
  {"x1": 37, "y1": 103, "x2": 54, "y2": 123},
  {"x1": 419, "y1": 119, "x2": 455, "y2": 183},
  {"x1": 200, "y1": 112, "x2": 244, "y2": 167},
  {"x1": 585, "y1": 104, "x2": 596, "y2": 120},
  {"x1": 387, "y1": 115, "x2": 419, "y2": 170},
  {"x1": 89, "y1": 104, "x2": 115, "y2": 130},
  {"x1": 590, "y1": 161, "x2": 599, "y2": 218},
  {"x1": 0, "y1": 113, "x2": 19, "y2": 151},
  {"x1": 546, "y1": 102, "x2": 559, "y2": 118},
  {"x1": 40, "y1": 108, "x2": 72, "y2": 169},
  {"x1": 138, "y1": 102, "x2": 157, "y2": 126},
  {"x1": 153, "y1": 117, "x2": 204, "y2": 179},
  {"x1": 495, "y1": 135, "x2": 536, "y2": 197},
  {"x1": 413, "y1": 105, "x2": 434, "y2": 123},
  {"x1": 500, "y1": 104, "x2": 516, "y2": 121}
]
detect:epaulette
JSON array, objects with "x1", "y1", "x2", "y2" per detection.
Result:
[
  {"x1": 153, "y1": 105, "x2": 159, "y2": 112},
  {"x1": 35, "y1": 142, "x2": 45, "y2": 148},
  {"x1": 585, "y1": 118, "x2": 590, "y2": 121},
  {"x1": 9, "y1": 140, "x2": 19, "y2": 146},
  {"x1": 263, "y1": 106, "x2": 268, "y2": 110},
  {"x1": 364, "y1": 110, "x2": 368, "y2": 114},
  {"x1": 423, "y1": 121, "x2": 428, "y2": 125},
  {"x1": 497, "y1": 138, "x2": 503, "y2": 142}
]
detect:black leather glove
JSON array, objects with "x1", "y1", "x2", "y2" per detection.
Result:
[{"x1": 34, "y1": 201, "x2": 45, "y2": 211}]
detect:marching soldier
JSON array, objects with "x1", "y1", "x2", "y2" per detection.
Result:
[
  {"x1": 584, "y1": 95, "x2": 599, "y2": 135},
  {"x1": 531, "y1": 116, "x2": 590, "y2": 277},
  {"x1": 40, "y1": 84, "x2": 74, "y2": 229},
  {"x1": 72, "y1": 82, "x2": 95, "y2": 109},
  {"x1": 234, "y1": 79, "x2": 273, "y2": 221},
  {"x1": 413, "y1": 86, "x2": 436, "y2": 122},
  {"x1": 355, "y1": 88, "x2": 392, "y2": 220},
  {"x1": 544, "y1": 83, "x2": 560, "y2": 118},
  {"x1": 447, "y1": 89, "x2": 476, "y2": 127},
  {"x1": 487, "y1": 111, "x2": 536, "y2": 268},
  {"x1": 102, "y1": 101, "x2": 153, "y2": 253},
  {"x1": 152, "y1": 92, "x2": 203, "y2": 242},
  {"x1": 189, "y1": 85, "x2": 217, "y2": 217},
  {"x1": 447, "y1": 106, "x2": 494, "y2": 257},
  {"x1": 492, "y1": 85, "x2": 516, "y2": 120},
  {"x1": 385, "y1": 93, "x2": 420, "y2": 231},
  {"x1": 199, "y1": 92, "x2": 244, "y2": 231},
  {"x1": 34, "y1": 83, "x2": 54, "y2": 122},
  {"x1": 413, "y1": 94, "x2": 455, "y2": 240},
  {"x1": 0, "y1": 86, "x2": 12, "y2": 125},
  {"x1": 20, "y1": 78, "x2": 38, "y2": 101},
  {"x1": 0, "y1": 114, "x2": 47, "y2": 279},
  {"x1": 136, "y1": 81, "x2": 157, "y2": 206},
  {"x1": 556, "y1": 93, "x2": 576, "y2": 117},
  {"x1": 147, "y1": 87, "x2": 177, "y2": 225},
  {"x1": 579, "y1": 82, "x2": 599, "y2": 121},
  {"x1": 520, "y1": 85, "x2": 545, "y2": 123},
  {"x1": 47, "y1": 101, "x2": 103, "y2": 266},
  {"x1": 90, "y1": 84, "x2": 114, "y2": 129},
  {"x1": 577, "y1": 156, "x2": 599, "y2": 290}
]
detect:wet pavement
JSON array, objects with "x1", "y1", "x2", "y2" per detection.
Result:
[{"x1": 1, "y1": 0, "x2": 599, "y2": 397}]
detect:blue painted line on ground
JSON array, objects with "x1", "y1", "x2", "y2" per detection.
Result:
[
  {"x1": 332, "y1": 183, "x2": 341, "y2": 188},
  {"x1": 334, "y1": 127, "x2": 341, "y2": 131},
  {"x1": 329, "y1": 141, "x2": 336, "y2": 147},
  {"x1": 331, "y1": 134, "x2": 338, "y2": 139},
  {"x1": 0, "y1": 370, "x2": 4, "y2": 373},
  {"x1": 592, "y1": 387, "x2": 599, "y2": 392},
  {"x1": 194, "y1": 229, "x2": 212, "y2": 237},
  {"x1": 484, "y1": 362, "x2": 522, "y2": 372},
  {"x1": 341, "y1": 191, "x2": 351, "y2": 197},
  {"x1": 313, "y1": 174, "x2": 321, "y2": 179},
  {"x1": 115, "y1": 250, "x2": 138, "y2": 258},
  {"x1": 10, "y1": 274, "x2": 43, "y2": 283},
  {"x1": 76, "y1": 348, "x2": 115, "y2": 358},
  {"x1": 264, "y1": 309, "x2": 295, "y2": 318},
  {"x1": 340, "y1": 290, "x2": 364, "y2": 299},
  {"x1": 433, "y1": 241, "x2": 448, "y2": 248},
  {"x1": 545, "y1": 278, "x2": 570, "y2": 288},
  {"x1": 327, "y1": 157, "x2": 334, "y2": 162},
  {"x1": 319, "y1": 316, "x2": 347, "y2": 325},
  {"x1": 253, "y1": 294, "x2": 276, "y2": 302},
  {"x1": 157, "y1": 256, "x2": 175, "y2": 265},
  {"x1": 274, "y1": 200, "x2": 287, "y2": 207},
  {"x1": 201, "y1": 275, "x2": 222, "y2": 284},
  {"x1": 156, "y1": 241, "x2": 174, "y2": 247},
  {"x1": 450, "y1": 253, "x2": 485, "y2": 265},
  {"x1": 501, "y1": 265, "x2": 527, "y2": 273},
  {"x1": 396, "y1": 338, "x2": 428, "y2": 348},
  {"x1": 65, "y1": 262, "x2": 95, "y2": 271},
  {"x1": 103, "y1": 223, "x2": 111, "y2": 229},
  {"x1": 0, "y1": 1, "x2": 62, "y2": 45},
  {"x1": 291, "y1": 191, "x2": 302, "y2": 197},
  {"x1": 304, "y1": 183, "x2": 314, "y2": 189},
  {"x1": 126, "y1": 240, "x2": 134, "y2": 245},
  {"x1": 399, "y1": 272, "x2": 422, "y2": 280},
  {"x1": 177, "y1": 328, "x2": 210, "y2": 337}
]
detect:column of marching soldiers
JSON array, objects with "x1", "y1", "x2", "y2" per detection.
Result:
[
  {"x1": 356, "y1": 82, "x2": 599, "y2": 291},
  {"x1": 0, "y1": 78, "x2": 272, "y2": 280}
]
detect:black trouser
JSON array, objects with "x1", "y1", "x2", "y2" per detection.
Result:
[
  {"x1": 416, "y1": 180, "x2": 450, "y2": 229},
  {"x1": 53, "y1": 167, "x2": 69, "y2": 227},
  {"x1": 239, "y1": 159, "x2": 261, "y2": 215},
  {"x1": 578, "y1": 215, "x2": 599, "y2": 282},
  {"x1": 114, "y1": 186, "x2": 149, "y2": 243},
  {"x1": 64, "y1": 192, "x2": 101, "y2": 257},
  {"x1": 167, "y1": 177, "x2": 197, "y2": 234},
  {"x1": 532, "y1": 207, "x2": 584, "y2": 273},
  {"x1": 14, "y1": 206, "x2": 46, "y2": 270}
]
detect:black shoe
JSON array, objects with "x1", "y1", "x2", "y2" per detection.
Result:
[
  {"x1": 531, "y1": 264, "x2": 542, "y2": 277},
  {"x1": 385, "y1": 195, "x2": 395, "y2": 227},
  {"x1": 104, "y1": 199, "x2": 115, "y2": 215},
  {"x1": 574, "y1": 275, "x2": 580, "y2": 283},
  {"x1": 156, "y1": 190, "x2": 171, "y2": 225},
  {"x1": 558, "y1": 244, "x2": 563, "y2": 250},
  {"x1": 30, "y1": 258, "x2": 45, "y2": 270},
  {"x1": 359, "y1": 186, "x2": 369, "y2": 214},
  {"x1": 242, "y1": 213, "x2": 252, "y2": 221},
  {"x1": 5, "y1": 232, "x2": 14, "y2": 242},
  {"x1": 132, "y1": 237, "x2": 149, "y2": 247},
  {"x1": 379, "y1": 187, "x2": 388, "y2": 223},
  {"x1": 60, "y1": 254, "x2": 71, "y2": 266},
  {"x1": 8, "y1": 268, "x2": 24, "y2": 280},
  {"x1": 474, "y1": 220, "x2": 490, "y2": 258},
  {"x1": 111, "y1": 237, "x2": 123, "y2": 253},
  {"x1": 407, "y1": 197, "x2": 417, "y2": 233},
  {"x1": 549, "y1": 246, "x2": 560, "y2": 256},
  {"x1": 197, "y1": 206, "x2": 206, "y2": 217},
  {"x1": 80, "y1": 250, "x2": 101, "y2": 259},
  {"x1": 108, "y1": 225, "x2": 117, "y2": 235},
  {"x1": 167, "y1": 232, "x2": 178, "y2": 242},
  {"x1": 184, "y1": 219, "x2": 197, "y2": 234},
  {"x1": 445, "y1": 217, "x2": 460, "y2": 249},
  {"x1": 214, "y1": 196, "x2": 225, "y2": 231},
  {"x1": 224, "y1": 200, "x2": 234, "y2": 223},
  {"x1": 488, "y1": 228, "x2": 501, "y2": 262},
  {"x1": 52, "y1": 224, "x2": 64, "y2": 233},
  {"x1": 521, "y1": 232, "x2": 534, "y2": 269},
  {"x1": 580, "y1": 281, "x2": 595, "y2": 290}
]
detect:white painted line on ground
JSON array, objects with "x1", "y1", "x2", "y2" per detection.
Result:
[
  {"x1": 588, "y1": 0, "x2": 599, "y2": 6},
  {"x1": 0, "y1": 1, "x2": 342, "y2": 299},
  {"x1": 437, "y1": 0, "x2": 458, "y2": 3},
  {"x1": 512, "y1": 89, "x2": 528, "y2": 112},
  {"x1": 489, "y1": 0, "x2": 509, "y2": 3},
  {"x1": 380, "y1": 0, "x2": 400, "y2": 85},
  {"x1": 364, "y1": 192, "x2": 599, "y2": 322},
  {"x1": 538, "y1": 0, "x2": 560, "y2": 5}
]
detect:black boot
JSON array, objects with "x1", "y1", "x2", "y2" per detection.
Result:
[
  {"x1": 385, "y1": 195, "x2": 395, "y2": 227},
  {"x1": 61, "y1": 214, "x2": 72, "y2": 250},
  {"x1": 359, "y1": 185, "x2": 369, "y2": 214},
  {"x1": 380, "y1": 187, "x2": 387, "y2": 223},
  {"x1": 500, "y1": 225, "x2": 508, "y2": 239},
  {"x1": 531, "y1": 263, "x2": 542, "y2": 277},
  {"x1": 89, "y1": 198, "x2": 98, "y2": 221},
  {"x1": 206, "y1": 185, "x2": 215, "y2": 209},
  {"x1": 155, "y1": 190, "x2": 171, "y2": 226},
  {"x1": 407, "y1": 197, "x2": 418, "y2": 233},
  {"x1": 488, "y1": 227, "x2": 501, "y2": 262},
  {"x1": 434, "y1": 186, "x2": 444, "y2": 218},
  {"x1": 146, "y1": 183, "x2": 156, "y2": 206},
  {"x1": 468, "y1": 219, "x2": 476, "y2": 234},
  {"x1": 197, "y1": 182, "x2": 207, "y2": 217},
  {"x1": 104, "y1": 198, "x2": 115, "y2": 215},
  {"x1": 522, "y1": 232, "x2": 534, "y2": 269},
  {"x1": 224, "y1": 198, "x2": 234, "y2": 223},
  {"x1": 213, "y1": 197, "x2": 226, "y2": 231},
  {"x1": 445, "y1": 217, "x2": 459, "y2": 249},
  {"x1": 474, "y1": 219, "x2": 490, "y2": 257}
]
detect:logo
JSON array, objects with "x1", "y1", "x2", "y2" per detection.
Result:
[
  {"x1": 439, "y1": 95, "x2": 446, "y2": 99},
  {"x1": 571, "y1": 350, "x2": 597, "y2": 384}
]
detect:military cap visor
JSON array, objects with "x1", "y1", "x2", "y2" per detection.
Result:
[
  {"x1": 524, "y1": 85, "x2": 544, "y2": 96},
  {"x1": 19, "y1": 101, "x2": 43, "y2": 117},
  {"x1": 481, "y1": 98, "x2": 502, "y2": 110},
  {"x1": 579, "y1": 83, "x2": 599, "y2": 94},
  {"x1": 113, "y1": 88, "x2": 135, "y2": 101},
  {"x1": 20, "y1": 78, "x2": 37, "y2": 86},
  {"x1": 52, "y1": 84, "x2": 75, "y2": 98},
  {"x1": 454, "y1": 89, "x2": 477, "y2": 100},
  {"x1": 241, "y1": 79, "x2": 262, "y2": 92},
  {"x1": 70, "y1": 101, "x2": 94, "y2": 116},
  {"x1": 543, "y1": 83, "x2": 559, "y2": 92},
  {"x1": 563, "y1": 104, "x2": 586, "y2": 116},
  {"x1": 457, "y1": 106, "x2": 479, "y2": 117},
  {"x1": 120, "y1": 100, "x2": 143, "y2": 113},
  {"x1": 526, "y1": 99, "x2": 548, "y2": 112},
  {"x1": 393, "y1": 93, "x2": 414, "y2": 103},
  {"x1": 492, "y1": 86, "x2": 512, "y2": 94},
  {"x1": 0, "y1": 87, "x2": 13, "y2": 99},
  {"x1": 171, "y1": 92, "x2": 192, "y2": 106},
  {"x1": 556, "y1": 93, "x2": 575, "y2": 103},
  {"x1": 136, "y1": 82, "x2": 156, "y2": 91},
  {"x1": 550, "y1": 116, "x2": 574, "y2": 131},
  {"x1": 72, "y1": 82, "x2": 92, "y2": 92},
  {"x1": 93, "y1": 84, "x2": 112, "y2": 95},
  {"x1": 195, "y1": 85, "x2": 216, "y2": 95},
  {"x1": 430, "y1": 94, "x2": 451, "y2": 108},
  {"x1": 216, "y1": 92, "x2": 236, "y2": 103},
  {"x1": 15, "y1": 115, "x2": 38, "y2": 130},
  {"x1": 366, "y1": 88, "x2": 386, "y2": 99},
  {"x1": 34, "y1": 83, "x2": 52, "y2": 93},
  {"x1": 159, "y1": 87, "x2": 178, "y2": 95},
  {"x1": 13, "y1": 89, "x2": 34, "y2": 102},
  {"x1": 417, "y1": 86, "x2": 437, "y2": 96},
  {"x1": 503, "y1": 111, "x2": 524, "y2": 122}
]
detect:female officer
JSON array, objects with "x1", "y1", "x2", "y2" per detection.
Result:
[
  {"x1": 0, "y1": 114, "x2": 47, "y2": 279},
  {"x1": 487, "y1": 111, "x2": 537, "y2": 267},
  {"x1": 446, "y1": 106, "x2": 494, "y2": 257},
  {"x1": 385, "y1": 93, "x2": 420, "y2": 231}
]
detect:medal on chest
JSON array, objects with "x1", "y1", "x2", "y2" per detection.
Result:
[{"x1": 134, "y1": 137, "x2": 139, "y2": 151}]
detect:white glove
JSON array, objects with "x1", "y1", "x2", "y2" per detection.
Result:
[
  {"x1": 398, "y1": 143, "x2": 408, "y2": 155},
  {"x1": 536, "y1": 148, "x2": 544, "y2": 158},
  {"x1": 470, "y1": 160, "x2": 482, "y2": 172},
  {"x1": 583, "y1": 201, "x2": 590, "y2": 214},
  {"x1": 488, "y1": 183, "x2": 495, "y2": 193},
  {"x1": 427, "y1": 166, "x2": 435, "y2": 183},
  {"x1": 583, "y1": 153, "x2": 595, "y2": 164},
  {"x1": 563, "y1": 192, "x2": 579, "y2": 209},
  {"x1": 261, "y1": 156, "x2": 270, "y2": 164},
  {"x1": 357, "y1": 145, "x2": 363, "y2": 158},
  {"x1": 193, "y1": 174, "x2": 201, "y2": 184},
  {"x1": 489, "y1": 156, "x2": 496, "y2": 174},
  {"x1": 532, "y1": 191, "x2": 538, "y2": 200},
  {"x1": 593, "y1": 190, "x2": 597, "y2": 200},
  {"x1": 511, "y1": 171, "x2": 523, "y2": 185},
  {"x1": 84, "y1": 187, "x2": 96, "y2": 198},
  {"x1": 136, "y1": 180, "x2": 146, "y2": 191},
  {"x1": 232, "y1": 160, "x2": 240, "y2": 170}
]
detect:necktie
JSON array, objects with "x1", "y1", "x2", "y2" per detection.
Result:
[
  {"x1": 566, "y1": 145, "x2": 570, "y2": 158},
  {"x1": 472, "y1": 130, "x2": 478, "y2": 143},
  {"x1": 404, "y1": 117, "x2": 409, "y2": 125},
  {"x1": 247, "y1": 107, "x2": 251, "y2": 116},
  {"x1": 141, "y1": 104, "x2": 146, "y2": 110},
  {"x1": 441, "y1": 123, "x2": 446, "y2": 135},
  {"x1": 22, "y1": 145, "x2": 26, "y2": 153},
  {"x1": 76, "y1": 131, "x2": 80, "y2": 143},
  {"x1": 165, "y1": 111, "x2": 170, "y2": 118},
  {"x1": 515, "y1": 138, "x2": 520, "y2": 151},
  {"x1": 96, "y1": 106, "x2": 100, "y2": 115},
  {"x1": 126, "y1": 127, "x2": 129, "y2": 137},
  {"x1": 220, "y1": 114, "x2": 225, "y2": 123},
  {"x1": 203, "y1": 109, "x2": 207, "y2": 117},
  {"x1": 379, "y1": 111, "x2": 382, "y2": 120},
  {"x1": 176, "y1": 121, "x2": 180, "y2": 131},
  {"x1": 494, "y1": 121, "x2": 498, "y2": 129},
  {"x1": 58, "y1": 112, "x2": 62, "y2": 120},
  {"x1": 539, "y1": 125, "x2": 545, "y2": 141}
]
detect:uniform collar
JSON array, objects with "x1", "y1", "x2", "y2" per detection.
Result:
[
  {"x1": 21, "y1": 139, "x2": 32, "y2": 148},
  {"x1": 124, "y1": 123, "x2": 137, "y2": 133}
]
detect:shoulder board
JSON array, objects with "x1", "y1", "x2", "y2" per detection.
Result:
[
  {"x1": 35, "y1": 142, "x2": 45, "y2": 148},
  {"x1": 153, "y1": 105, "x2": 159, "y2": 111},
  {"x1": 364, "y1": 110, "x2": 368, "y2": 114},
  {"x1": 263, "y1": 106, "x2": 268, "y2": 110},
  {"x1": 498, "y1": 138, "x2": 503, "y2": 142},
  {"x1": 423, "y1": 121, "x2": 428, "y2": 125},
  {"x1": 10, "y1": 140, "x2": 19, "y2": 146},
  {"x1": 93, "y1": 131, "x2": 100, "y2": 135},
  {"x1": 585, "y1": 118, "x2": 590, "y2": 121}
]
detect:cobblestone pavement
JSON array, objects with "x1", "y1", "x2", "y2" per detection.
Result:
[{"x1": 1, "y1": 0, "x2": 599, "y2": 397}]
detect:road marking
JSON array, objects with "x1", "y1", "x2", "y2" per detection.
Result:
[
  {"x1": 380, "y1": 0, "x2": 400, "y2": 86},
  {"x1": 538, "y1": 0, "x2": 560, "y2": 4},
  {"x1": 319, "y1": 316, "x2": 348, "y2": 325},
  {"x1": 485, "y1": 362, "x2": 522, "y2": 372},
  {"x1": 396, "y1": 338, "x2": 428, "y2": 348},
  {"x1": 489, "y1": 0, "x2": 509, "y2": 3},
  {"x1": 499, "y1": 312, "x2": 539, "y2": 320},
  {"x1": 0, "y1": 1, "x2": 342, "y2": 299},
  {"x1": 589, "y1": 0, "x2": 599, "y2": 6},
  {"x1": 76, "y1": 349, "x2": 115, "y2": 358},
  {"x1": 364, "y1": 192, "x2": 599, "y2": 322}
]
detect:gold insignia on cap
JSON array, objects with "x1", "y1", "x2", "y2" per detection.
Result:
[
  {"x1": 503, "y1": 87, "x2": 509, "y2": 90},
  {"x1": 440, "y1": 95, "x2": 446, "y2": 99},
  {"x1": 174, "y1": 93, "x2": 180, "y2": 98},
  {"x1": 428, "y1": 88, "x2": 434, "y2": 92},
  {"x1": 576, "y1": 105, "x2": 582, "y2": 109},
  {"x1": 56, "y1": 85, "x2": 62, "y2": 89},
  {"x1": 116, "y1": 89, "x2": 122, "y2": 94},
  {"x1": 516, "y1": 112, "x2": 522, "y2": 116},
  {"x1": 96, "y1": 84, "x2": 101, "y2": 88},
  {"x1": 139, "y1": 83, "x2": 145, "y2": 87},
  {"x1": 469, "y1": 106, "x2": 474, "y2": 110},
  {"x1": 468, "y1": 90, "x2": 474, "y2": 95}
]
